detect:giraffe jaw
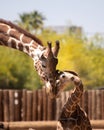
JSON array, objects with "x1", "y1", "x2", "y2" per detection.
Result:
[{"x1": 45, "y1": 81, "x2": 61, "y2": 98}]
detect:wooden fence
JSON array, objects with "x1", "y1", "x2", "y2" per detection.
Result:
[{"x1": 0, "y1": 89, "x2": 104, "y2": 122}]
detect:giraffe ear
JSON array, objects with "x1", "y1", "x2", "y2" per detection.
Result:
[
  {"x1": 64, "y1": 70, "x2": 78, "y2": 76},
  {"x1": 52, "y1": 40, "x2": 60, "y2": 57}
]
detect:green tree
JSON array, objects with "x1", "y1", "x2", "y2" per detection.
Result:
[
  {"x1": 15, "y1": 11, "x2": 45, "y2": 34},
  {"x1": 0, "y1": 47, "x2": 42, "y2": 89}
]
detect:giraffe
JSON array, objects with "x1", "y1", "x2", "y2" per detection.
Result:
[
  {"x1": 0, "y1": 19, "x2": 59, "y2": 97},
  {"x1": 56, "y1": 71, "x2": 92, "y2": 130},
  {"x1": 0, "y1": 19, "x2": 92, "y2": 129}
]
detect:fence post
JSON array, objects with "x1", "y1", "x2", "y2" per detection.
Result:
[
  {"x1": 9, "y1": 90, "x2": 14, "y2": 121},
  {"x1": 3, "y1": 90, "x2": 9, "y2": 121},
  {"x1": 26, "y1": 90, "x2": 33, "y2": 121}
]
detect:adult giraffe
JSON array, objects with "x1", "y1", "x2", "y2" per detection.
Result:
[
  {"x1": 0, "y1": 19, "x2": 92, "y2": 130},
  {"x1": 0, "y1": 18, "x2": 59, "y2": 97}
]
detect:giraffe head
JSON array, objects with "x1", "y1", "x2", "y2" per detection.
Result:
[{"x1": 48, "y1": 70, "x2": 81, "y2": 98}]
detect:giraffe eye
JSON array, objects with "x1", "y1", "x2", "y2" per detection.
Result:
[
  {"x1": 42, "y1": 62, "x2": 46, "y2": 68},
  {"x1": 61, "y1": 74, "x2": 65, "y2": 79},
  {"x1": 42, "y1": 64, "x2": 46, "y2": 68}
]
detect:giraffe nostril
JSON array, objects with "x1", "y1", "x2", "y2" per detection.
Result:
[
  {"x1": 56, "y1": 80, "x2": 60, "y2": 85},
  {"x1": 49, "y1": 79, "x2": 53, "y2": 83},
  {"x1": 71, "y1": 77, "x2": 74, "y2": 81}
]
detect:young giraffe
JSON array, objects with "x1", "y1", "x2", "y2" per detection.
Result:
[
  {"x1": 56, "y1": 71, "x2": 92, "y2": 130},
  {"x1": 0, "y1": 19, "x2": 59, "y2": 97}
]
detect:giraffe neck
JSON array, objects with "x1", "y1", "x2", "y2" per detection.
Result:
[
  {"x1": 0, "y1": 19, "x2": 49, "y2": 82},
  {"x1": 0, "y1": 19, "x2": 44, "y2": 58},
  {"x1": 59, "y1": 74, "x2": 83, "y2": 119}
]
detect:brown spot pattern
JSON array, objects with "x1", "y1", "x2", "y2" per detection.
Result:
[
  {"x1": 18, "y1": 43, "x2": 23, "y2": 51},
  {"x1": 11, "y1": 40, "x2": 16, "y2": 48},
  {"x1": 0, "y1": 24, "x2": 8, "y2": 33},
  {"x1": 9, "y1": 29, "x2": 21, "y2": 40}
]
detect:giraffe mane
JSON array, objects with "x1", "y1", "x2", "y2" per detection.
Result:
[
  {"x1": 64, "y1": 70, "x2": 78, "y2": 76},
  {"x1": 0, "y1": 19, "x2": 43, "y2": 46}
]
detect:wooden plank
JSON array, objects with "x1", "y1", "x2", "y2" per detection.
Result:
[
  {"x1": 14, "y1": 90, "x2": 22, "y2": 121},
  {"x1": 3, "y1": 90, "x2": 9, "y2": 121},
  {"x1": 91, "y1": 90, "x2": 96, "y2": 120},
  {"x1": 9, "y1": 90, "x2": 14, "y2": 121},
  {"x1": 0, "y1": 90, "x2": 3, "y2": 121},
  {"x1": 88, "y1": 90, "x2": 92, "y2": 119},
  {"x1": 96, "y1": 90, "x2": 102, "y2": 119},
  {"x1": 101, "y1": 90, "x2": 104, "y2": 119},
  {"x1": 3, "y1": 121, "x2": 58, "y2": 130},
  {"x1": 21, "y1": 89, "x2": 27, "y2": 121},
  {"x1": 42, "y1": 88, "x2": 47, "y2": 120},
  {"x1": 84, "y1": 90, "x2": 88, "y2": 115},
  {"x1": 2, "y1": 120, "x2": 104, "y2": 130},
  {"x1": 32, "y1": 89, "x2": 38, "y2": 121},
  {"x1": 37, "y1": 89, "x2": 43, "y2": 120},
  {"x1": 91, "y1": 120, "x2": 104, "y2": 129},
  {"x1": 26, "y1": 91, "x2": 33, "y2": 121}
]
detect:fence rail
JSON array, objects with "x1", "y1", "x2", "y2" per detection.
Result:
[
  {"x1": 1, "y1": 120, "x2": 104, "y2": 130},
  {"x1": 0, "y1": 89, "x2": 104, "y2": 122}
]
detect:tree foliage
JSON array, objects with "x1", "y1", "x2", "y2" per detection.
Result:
[
  {"x1": 15, "y1": 10, "x2": 45, "y2": 34},
  {"x1": 0, "y1": 47, "x2": 42, "y2": 89}
]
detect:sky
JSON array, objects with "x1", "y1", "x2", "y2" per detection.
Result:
[{"x1": 0, "y1": 0, "x2": 104, "y2": 34}]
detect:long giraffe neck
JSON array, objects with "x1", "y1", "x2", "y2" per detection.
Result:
[
  {"x1": 0, "y1": 19, "x2": 48, "y2": 81},
  {"x1": 58, "y1": 71, "x2": 83, "y2": 119},
  {"x1": 0, "y1": 19, "x2": 44, "y2": 57}
]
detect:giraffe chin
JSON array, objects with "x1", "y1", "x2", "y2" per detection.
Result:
[
  {"x1": 45, "y1": 81, "x2": 61, "y2": 99},
  {"x1": 45, "y1": 81, "x2": 53, "y2": 96}
]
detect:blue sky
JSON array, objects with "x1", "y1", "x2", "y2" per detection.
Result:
[{"x1": 0, "y1": 0, "x2": 104, "y2": 33}]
